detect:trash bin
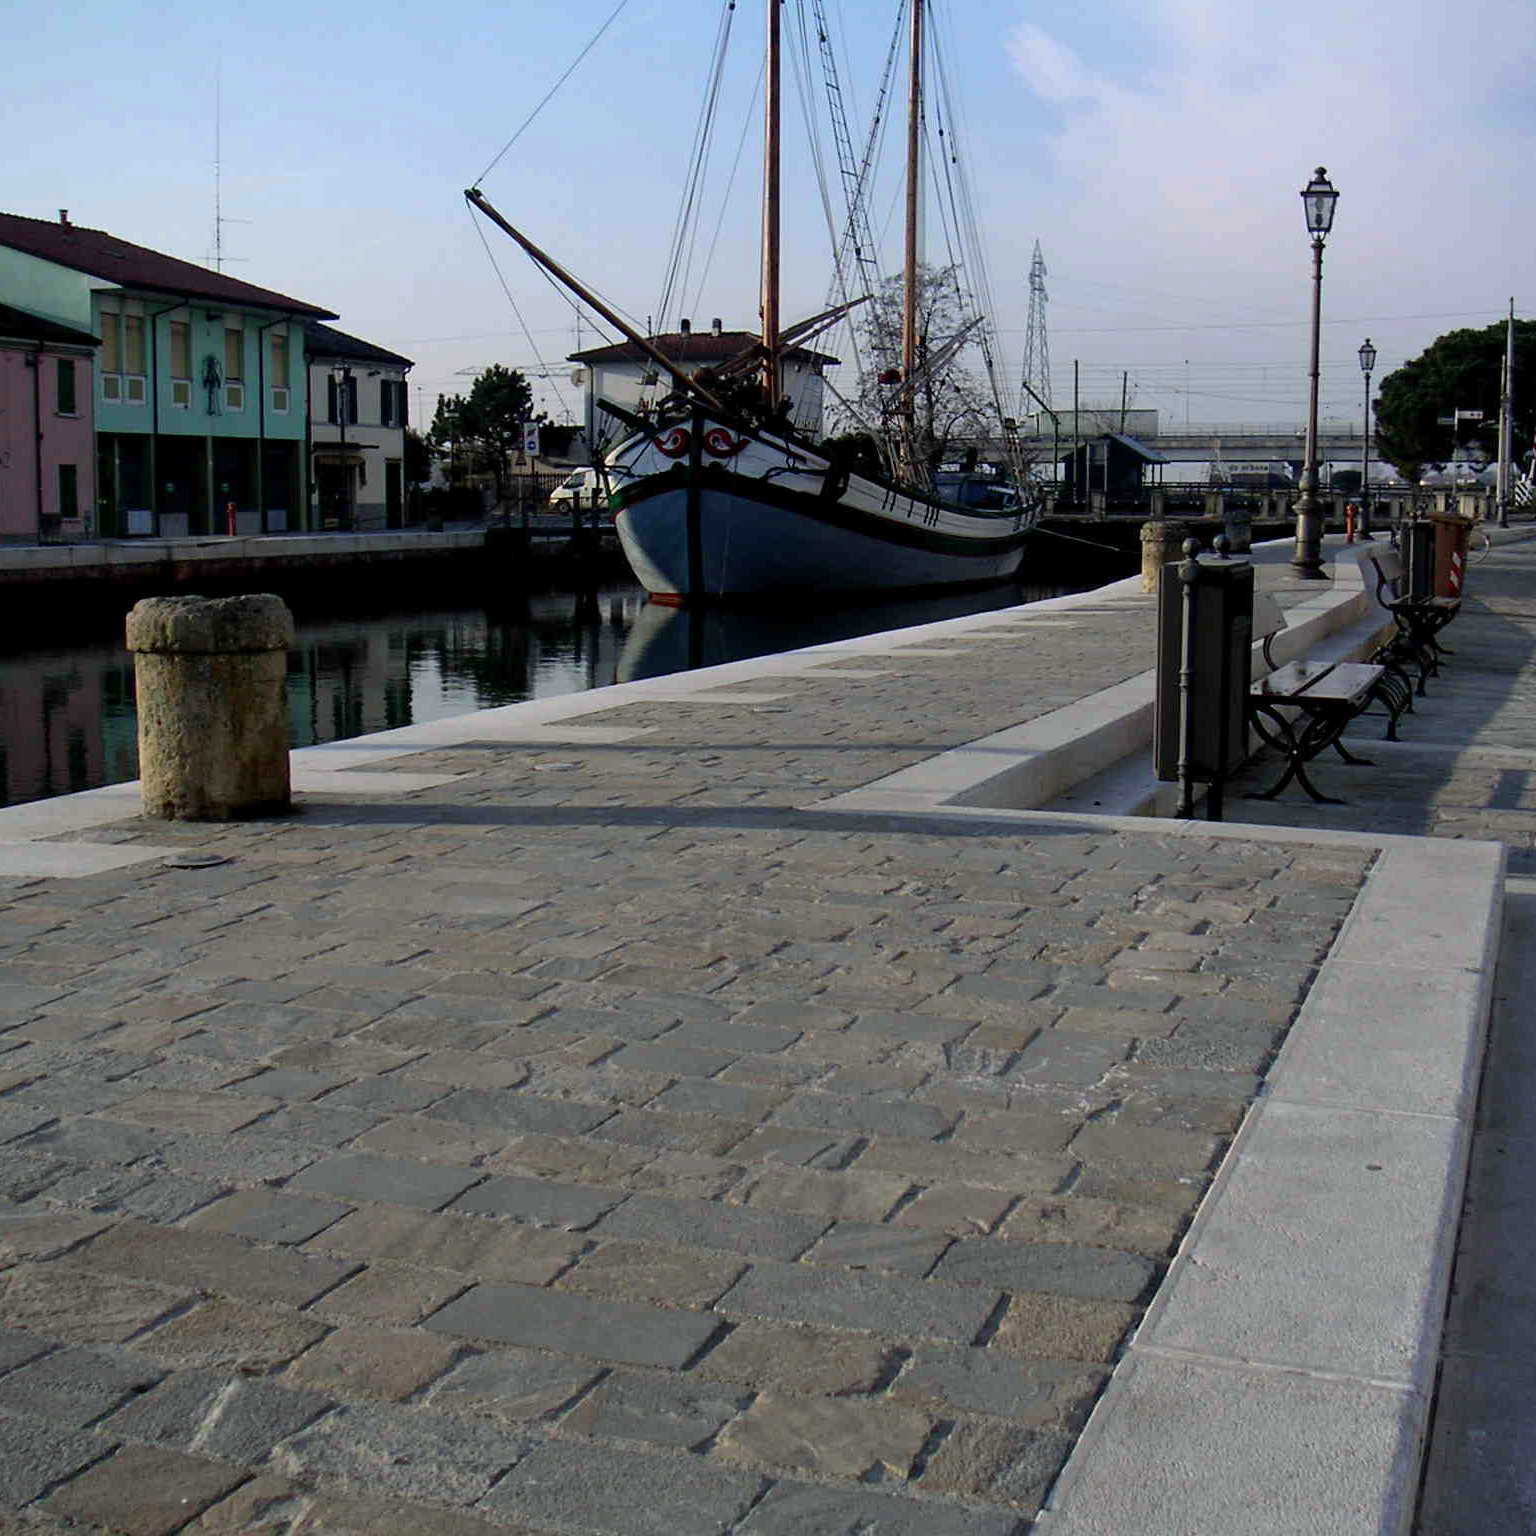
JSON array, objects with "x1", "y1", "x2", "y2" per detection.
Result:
[
  {"x1": 1223, "y1": 501, "x2": 1253, "y2": 554},
  {"x1": 1430, "y1": 512, "x2": 1473, "y2": 598},
  {"x1": 1400, "y1": 518, "x2": 1436, "y2": 601}
]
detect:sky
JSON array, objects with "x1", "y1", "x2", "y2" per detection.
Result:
[{"x1": 5, "y1": 0, "x2": 1534, "y2": 441}]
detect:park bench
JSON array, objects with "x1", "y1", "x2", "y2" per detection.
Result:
[
  {"x1": 1245, "y1": 592, "x2": 1410, "y2": 805},
  {"x1": 1367, "y1": 547, "x2": 1460, "y2": 696}
]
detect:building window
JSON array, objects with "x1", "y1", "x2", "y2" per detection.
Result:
[
  {"x1": 270, "y1": 332, "x2": 290, "y2": 412},
  {"x1": 224, "y1": 324, "x2": 245, "y2": 410},
  {"x1": 327, "y1": 372, "x2": 357, "y2": 426},
  {"x1": 123, "y1": 314, "x2": 147, "y2": 402},
  {"x1": 379, "y1": 378, "x2": 408, "y2": 428},
  {"x1": 100, "y1": 312, "x2": 121, "y2": 400},
  {"x1": 56, "y1": 358, "x2": 77, "y2": 415},
  {"x1": 58, "y1": 464, "x2": 78, "y2": 520},
  {"x1": 169, "y1": 321, "x2": 192, "y2": 408}
]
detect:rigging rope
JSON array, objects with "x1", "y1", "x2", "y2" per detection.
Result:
[{"x1": 473, "y1": 0, "x2": 633, "y2": 187}]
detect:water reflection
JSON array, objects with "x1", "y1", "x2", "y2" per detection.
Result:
[{"x1": 0, "y1": 578, "x2": 1077, "y2": 808}]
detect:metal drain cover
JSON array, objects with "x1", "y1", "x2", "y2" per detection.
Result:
[{"x1": 161, "y1": 852, "x2": 232, "y2": 869}]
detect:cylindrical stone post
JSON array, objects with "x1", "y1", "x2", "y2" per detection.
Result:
[
  {"x1": 126, "y1": 594, "x2": 295, "y2": 820},
  {"x1": 1140, "y1": 519, "x2": 1187, "y2": 593}
]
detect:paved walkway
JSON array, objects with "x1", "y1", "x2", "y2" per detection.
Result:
[{"x1": 0, "y1": 533, "x2": 1521, "y2": 1534}]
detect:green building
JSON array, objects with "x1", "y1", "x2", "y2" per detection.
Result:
[{"x1": 0, "y1": 210, "x2": 337, "y2": 536}]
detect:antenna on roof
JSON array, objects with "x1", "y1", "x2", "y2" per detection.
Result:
[{"x1": 208, "y1": 61, "x2": 250, "y2": 270}]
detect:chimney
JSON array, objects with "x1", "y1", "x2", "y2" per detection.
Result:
[
  {"x1": 58, "y1": 209, "x2": 69, "y2": 225},
  {"x1": 680, "y1": 318, "x2": 691, "y2": 336},
  {"x1": 711, "y1": 317, "x2": 722, "y2": 337}
]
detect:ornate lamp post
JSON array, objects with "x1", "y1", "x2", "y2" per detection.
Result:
[
  {"x1": 1292, "y1": 168, "x2": 1338, "y2": 578},
  {"x1": 1358, "y1": 337, "x2": 1376, "y2": 539}
]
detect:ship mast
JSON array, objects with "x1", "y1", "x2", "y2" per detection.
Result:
[
  {"x1": 761, "y1": 0, "x2": 782, "y2": 406},
  {"x1": 901, "y1": 0, "x2": 924, "y2": 478}
]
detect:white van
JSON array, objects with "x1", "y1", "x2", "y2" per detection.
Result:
[{"x1": 548, "y1": 467, "x2": 622, "y2": 508}]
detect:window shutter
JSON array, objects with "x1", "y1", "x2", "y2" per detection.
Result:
[
  {"x1": 327, "y1": 375, "x2": 339, "y2": 425},
  {"x1": 346, "y1": 376, "x2": 358, "y2": 425},
  {"x1": 397, "y1": 382, "x2": 408, "y2": 427},
  {"x1": 379, "y1": 379, "x2": 392, "y2": 427}
]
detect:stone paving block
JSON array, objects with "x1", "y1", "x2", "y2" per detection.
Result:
[
  {"x1": 589, "y1": 1108, "x2": 751, "y2": 1157},
  {"x1": 137, "y1": 1299, "x2": 329, "y2": 1371},
  {"x1": 734, "y1": 1166, "x2": 911, "y2": 1224},
  {"x1": 1069, "y1": 1120, "x2": 1221, "y2": 1178},
  {"x1": 286, "y1": 1324, "x2": 462, "y2": 1401},
  {"x1": 0, "y1": 1344, "x2": 163, "y2": 1429},
  {"x1": 309, "y1": 1263, "x2": 469, "y2": 1327},
  {"x1": 669, "y1": 1018, "x2": 803, "y2": 1055},
  {"x1": 405, "y1": 1050, "x2": 532, "y2": 1090},
  {"x1": 148, "y1": 1128, "x2": 329, "y2": 1184},
  {"x1": 0, "y1": 1105, "x2": 61, "y2": 1145},
  {"x1": 718, "y1": 1260, "x2": 997, "y2": 1342},
  {"x1": 424, "y1": 1283, "x2": 720, "y2": 1369},
  {"x1": 478, "y1": 1437, "x2": 764, "y2": 1534},
  {"x1": 1004, "y1": 1031, "x2": 1129, "y2": 1088},
  {"x1": 989, "y1": 1292, "x2": 1140, "y2": 1362},
  {"x1": 107, "y1": 1087, "x2": 276, "y2": 1135},
  {"x1": 0, "y1": 1326, "x2": 51, "y2": 1375},
  {"x1": 593, "y1": 1192, "x2": 827, "y2": 1261},
  {"x1": 692, "y1": 1319, "x2": 894, "y2": 1394},
  {"x1": 846, "y1": 1008, "x2": 974, "y2": 1045},
  {"x1": 348, "y1": 1115, "x2": 507, "y2": 1164},
  {"x1": 802, "y1": 1220, "x2": 951, "y2": 1277},
  {"x1": 931, "y1": 1237, "x2": 1156, "y2": 1303},
  {"x1": 0, "y1": 1410, "x2": 109, "y2": 1508},
  {"x1": 623, "y1": 1150, "x2": 745, "y2": 1201},
  {"x1": 0, "y1": 1262, "x2": 190, "y2": 1346},
  {"x1": 558, "y1": 1240, "x2": 745, "y2": 1309},
  {"x1": 307, "y1": 1205, "x2": 581, "y2": 1285},
  {"x1": 103, "y1": 1369, "x2": 332, "y2": 1462},
  {"x1": 891, "y1": 1182, "x2": 1016, "y2": 1236},
  {"x1": 890, "y1": 1343, "x2": 1104, "y2": 1426},
  {"x1": 450, "y1": 1174, "x2": 626, "y2": 1230},
  {"x1": 772, "y1": 1091, "x2": 953, "y2": 1141},
  {"x1": 650, "y1": 1078, "x2": 788, "y2": 1122},
  {"x1": 715, "y1": 1390, "x2": 931, "y2": 1479},
  {"x1": 563, "y1": 1370, "x2": 748, "y2": 1449},
  {"x1": 288, "y1": 1153, "x2": 483, "y2": 1211},
  {"x1": 853, "y1": 1136, "x2": 1072, "y2": 1194},
  {"x1": 947, "y1": 1107, "x2": 1081, "y2": 1158},
  {"x1": 74, "y1": 1220, "x2": 357, "y2": 1308},
  {"x1": 736, "y1": 1479, "x2": 1024, "y2": 1535},
  {"x1": 426, "y1": 1347, "x2": 604, "y2": 1424},
  {"x1": 43, "y1": 1442, "x2": 246, "y2": 1535},
  {"x1": 222, "y1": 1065, "x2": 349, "y2": 1101},
  {"x1": 272, "y1": 1400, "x2": 533, "y2": 1506},
  {"x1": 607, "y1": 1041, "x2": 737, "y2": 1079},
  {"x1": 0, "y1": 1205, "x2": 114, "y2": 1262},
  {"x1": 188, "y1": 1189, "x2": 353, "y2": 1245},
  {"x1": 16, "y1": 1116, "x2": 163, "y2": 1166},
  {"x1": 318, "y1": 1072, "x2": 450, "y2": 1114},
  {"x1": 488, "y1": 1131, "x2": 652, "y2": 1186},
  {"x1": 917, "y1": 1418, "x2": 1076, "y2": 1513},
  {"x1": 425, "y1": 1086, "x2": 612, "y2": 1138}
]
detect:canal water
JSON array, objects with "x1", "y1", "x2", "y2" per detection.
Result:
[{"x1": 0, "y1": 579, "x2": 1087, "y2": 809}]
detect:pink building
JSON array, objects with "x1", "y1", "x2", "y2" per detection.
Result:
[{"x1": 0, "y1": 302, "x2": 96, "y2": 542}]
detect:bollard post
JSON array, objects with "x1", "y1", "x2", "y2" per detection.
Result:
[
  {"x1": 1140, "y1": 519, "x2": 1187, "y2": 593},
  {"x1": 126, "y1": 594, "x2": 294, "y2": 821}
]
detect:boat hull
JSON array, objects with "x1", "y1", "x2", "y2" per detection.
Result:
[{"x1": 612, "y1": 466, "x2": 1029, "y2": 600}]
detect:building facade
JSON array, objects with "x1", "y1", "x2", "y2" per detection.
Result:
[
  {"x1": 0, "y1": 210, "x2": 336, "y2": 536},
  {"x1": 0, "y1": 303, "x2": 96, "y2": 542},
  {"x1": 304, "y1": 323, "x2": 413, "y2": 531},
  {"x1": 570, "y1": 324, "x2": 838, "y2": 453}
]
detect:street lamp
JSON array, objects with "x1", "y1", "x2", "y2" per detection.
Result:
[
  {"x1": 1293, "y1": 167, "x2": 1338, "y2": 578},
  {"x1": 331, "y1": 364, "x2": 353, "y2": 529},
  {"x1": 1358, "y1": 337, "x2": 1376, "y2": 540}
]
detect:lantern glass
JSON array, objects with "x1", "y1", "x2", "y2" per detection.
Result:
[
  {"x1": 1358, "y1": 338, "x2": 1377, "y2": 374},
  {"x1": 1301, "y1": 168, "x2": 1338, "y2": 236}
]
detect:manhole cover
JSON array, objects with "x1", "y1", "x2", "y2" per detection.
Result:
[{"x1": 162, "y1": 852, "x2": 232, "y2": 869}]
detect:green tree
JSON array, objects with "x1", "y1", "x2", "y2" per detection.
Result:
[
  {"x1": 403, "y1": 427, "x2": 433, "y2": 489},
  {"x1": 1375, "y1": 320, "x2": 1536, "y2": 483},
  {"x1": 427, "y1": 365, "x2": 534, "y2": 504}
]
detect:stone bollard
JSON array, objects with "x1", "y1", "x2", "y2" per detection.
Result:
[
  {"x1": 1140, "y1": 519, "x2": 1188, "y2": 593},
  {"x1": 126, "y1": 594, "x2": 295, "y2": 820}
]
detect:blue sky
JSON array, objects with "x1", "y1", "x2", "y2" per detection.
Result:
[{"x1": 6, "y1": 0, "x2": 1534, "y2": 435}]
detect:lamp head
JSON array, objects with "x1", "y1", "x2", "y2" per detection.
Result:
[
  {"x1": 1358, "y1": 338, "x2": 1377, "y2": 374},
  {"x1": 1301, "y1": 167, "x2": 1338, "y2": 238}
]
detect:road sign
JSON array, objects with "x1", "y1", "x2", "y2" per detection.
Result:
[{"x1": 1461, "y1": 410, "x2": 1484, "y2": 421}]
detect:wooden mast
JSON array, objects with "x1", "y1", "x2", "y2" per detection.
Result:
[
  {"x1": 761, "y1": 0, "x2": 782, "y2": 407},
  {"x1": 901, "y1": 0, "x2": 923, "y2": 476}
]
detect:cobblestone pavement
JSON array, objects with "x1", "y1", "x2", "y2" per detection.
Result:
[{"x1": 0, "y1": 583, "x2": 1373, "y2": 1534}]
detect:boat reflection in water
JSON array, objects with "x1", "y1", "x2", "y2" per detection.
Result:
[{"x1": 616, "y1": 582, "x2": 1081, "y2": 684}]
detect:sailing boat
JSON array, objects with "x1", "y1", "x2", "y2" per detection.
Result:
[{"x1": 467, "y1": 0, "x2": 1036, "y2": 602}]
